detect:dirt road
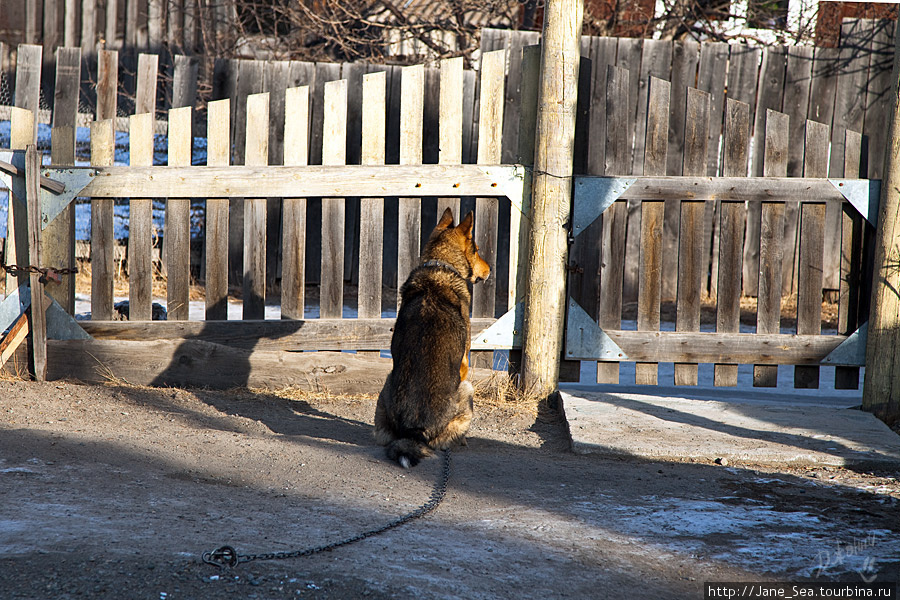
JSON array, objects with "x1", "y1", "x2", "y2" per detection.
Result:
[{"x1": 1, "y1": 380, "x2": 898, "y2": 599}]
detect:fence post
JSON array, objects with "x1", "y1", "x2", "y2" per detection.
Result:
[
  {"x1": 520, "y1": 0, "x2": 584, "y2": 398},
  {"x1": 863, "y1": 28, "x2": 900, "y2": 423}
]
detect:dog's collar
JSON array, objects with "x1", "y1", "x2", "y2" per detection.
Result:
[{"x1": 421, "y1": 259, "x2": 465, "y2": 280}]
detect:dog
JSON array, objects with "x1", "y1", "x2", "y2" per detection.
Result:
[{"x1": 374, "y1": 208, "x2": 490, "y2": 468}]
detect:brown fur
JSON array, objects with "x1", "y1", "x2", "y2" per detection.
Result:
[{"x1": 373, "y1": 208, "x2": 490, "y2": 468}]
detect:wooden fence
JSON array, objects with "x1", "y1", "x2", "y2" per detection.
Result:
[
  {"x1": 0, "y1": 27, "x2": 886, "y2": 390},
  {"x1": 2, "y1": 22, "x2": 895, "y2": 304}
]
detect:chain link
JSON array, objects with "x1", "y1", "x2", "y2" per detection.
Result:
[
  {"x1": 202, "y1": 449, "x2": 452, "y2": 569},
  {"x1": 1, "y1": 264, "x2": 78, "y2": 284}
]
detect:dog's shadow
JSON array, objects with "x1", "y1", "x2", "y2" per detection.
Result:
[{"x1": 193, "y1": 388, "x2": 376, "y2": 450}]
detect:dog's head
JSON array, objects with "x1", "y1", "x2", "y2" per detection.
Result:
[{"x1": 426, "y1": 208, "x2": 491, "y2": 284}]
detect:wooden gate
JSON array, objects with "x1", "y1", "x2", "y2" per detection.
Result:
[{"x1": 560, "y1": 64, "x2": 879, "y2": 392}]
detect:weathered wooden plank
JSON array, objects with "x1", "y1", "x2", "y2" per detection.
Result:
[
  {"x1": 754, "y1": 110, "x2": 789, "y2": 387},
  {"x1": 794, "y1": 119, "x2": 829, "y2": 388},
  {"x1": 43, "y1": 339, "x2": 399, "y2": 394},
  {"x1": 128, "y1": 112, "x2": 154, "y2": 322},
  {"x1": 808, "y1": 46, "x2": 839, "y2": 127},
  {"x1": 674, "y1": 88, "x2": 709, "y2": 386},
  {"x1": 5, "y1": 109, "x2": 34, "y2": 294},
  {"x1": 51, "y1": 47, "x2": 82, "y2": 128},
  {"x1": 72, "y1": 321, "x2": 848, "y2": 366},
  {"x1": 667, "y1": 39, "x2": 700, "y2": 177},
  {"x1": 135, "y1": 53, "x2": 159, "y2": 118},
  {"x1": 0, "y1": 313, "x2": 29, "y2": 372},
  {"x1": 830, "y1": 20, "x2": 871, "y2": 180},
  {"x1": 508, "y1": 46, "x2": 540, "y2": 315},
  {"x1": 598, "y1": 65, "x2": 630, "y2": 384},
  {"x1": 90, "y1": 119, "x2": 116, "y2": 321},
  {"x1": 714, "y1": 98, "x2": 750, "y2": 387},
  {"x1": 836, "y1": 129, "x2": 863, "y2": 390},
  {"x1": 72, "y1": 167, "x2": 859, "y2": 206},
  {"x1": 697, "y1": 41, "x2": 729, "y2": 176},
  {"x1": 751, "y1": 46, "x2": 787, "y2": 178},
  {"x1": 25, "y1": 145, "x2": 47, "y2": 380},
  {"x1": 725, "y1": 44, "x2": 761, "y2": 119},
  {"x1": 635, "y1": 76, "x2": 668, "y2": 385},
  {"x1": 474, "y1": 49, "x2": 506, "y2": 321},
  {"x1": 243, "y1": 92, "x2": 269, "y2": 320},
  {"x1": 584, "y1": 36, "x2": 617, "y2": 177},
  {"x1": 14, "y1": 45, "x2": 42, "y2": 134},
  {"x1": 42, "y1": 0, "x2": 60, "y2": 55},
  {"x1": 863, "y1": 20, "x2": 897, "y2": 181},
  {"x1": 47, "y1": 47, "x2": 81, "y2": 315},
  {"x1": 172, "y1": 54, "x2": 199, "y2": 109},
  {"x1": 205, "y1": 98, "x2": 230, "y2": 320},
  {"x1": 500, "y1": 30, "x2": 540, "y2": 165},
  {"x1": 359, "y1": 74, "x2": 386, "y2": 322},
  {"x1": 167, "y1": 106, "x2": 192, "y2": 321},
  {"x1": 790, "y1": 121, "x2": 828, "y2": 298},
  {"x1": 320, "y1": 79, "x2": 348, "y2": 320},
  {"x1": 632, "y1": 39, "x2": 672, "y2": 177},
  {"x1": 48, "y1": 126, "x2": 77, "y2": 314},
  {"x1": 80, "y1": 318, "x2": 498, "y2": 350},
  {"x1": 573, "y1": 43, "x2": 615, "y2": 315},
  {"x1": 281, "y1": 87, "x2": 310, "y2": 320},
  {"x1": 615, "y1": 39, "x2": 642, "y2": 175},
  {"x1": 438, "y1": 56, "x2": 463, "y2": 220},
  {"x1": 96, "y1": 49, "x2": 118, "y2": 122},
  {"x1": 784, "y1": 46, "x2": 814, "y2": 178},
  {"x1": 81, "y1": 0, "x2": 96, "y2": 55},
  {"x1": 72, "y1": 164, "x2": 529, "y2": 199},
  {"x1": 397, "y1": 64, "x2": 424, "y2": 303}
]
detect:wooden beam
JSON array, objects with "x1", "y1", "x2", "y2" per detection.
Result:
[
  {"x1": 61, "y1": 164, "x2": 527, "y2": 200},
  {"x1": 0, "y1": 313, "x2": 29, "y2": 369},
  {"x1": 26, "y1": 145, "x2": 47, "y2": 381},
  {"x1": 521, "y1": 0, "x2": 585, "y2": 397},
  {"x1": 79, "y1": 318, "x2": 499, "y2": 352},
  {"x1": 863, "y1": 27, "x2": 900, "y2": 422},
  {"x1": 598, "y1": 331, "x2": 847, "y2": 365},
  {"x1": 27, "y1": 339, "x2": 494, "y2": 394}
]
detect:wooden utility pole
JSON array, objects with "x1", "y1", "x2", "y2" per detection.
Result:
[
  {"x1": 863, "y1": 27, "x2": 900, "y2": 423},
  {"x1": 520, "y1": 0, "x2": 584, "y2": 398}
]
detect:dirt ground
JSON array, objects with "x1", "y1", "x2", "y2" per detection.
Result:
[{"x1": 1, "y1": 378, "x2": 899, "y2": 600}]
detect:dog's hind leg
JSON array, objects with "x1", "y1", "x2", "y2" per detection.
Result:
[
  {"x1": 430, "y1": 380, "x2": 475, "y2": 450},
  {"x1": 373, "y1": 383, "x2": 395, "y2": 447}
]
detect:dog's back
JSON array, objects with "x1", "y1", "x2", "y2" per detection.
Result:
[{"x1": 374, "y1": 209, "x2": 489, "y2": 467}]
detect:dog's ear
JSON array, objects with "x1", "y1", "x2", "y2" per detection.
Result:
[
  {"x1": 436, "y1": 207, "x2": 455, "y2": 230},
  {"x1": 457, "y1": 211, "x2": 475, "y2": 237}
]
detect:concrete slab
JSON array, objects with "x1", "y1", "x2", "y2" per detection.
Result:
[{"x1": 560, "y1": 388, "x2": 900, "y2": 467}]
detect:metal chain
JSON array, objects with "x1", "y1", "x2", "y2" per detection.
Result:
[
  {"x1": 202, "y1": 449, "x2": 452, "y2": 569},
  {"x1": 1, "y1": 264, "x2": 78, "y2": 283}
]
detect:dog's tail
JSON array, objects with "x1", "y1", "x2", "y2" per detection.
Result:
[{"x1": 386, "y1": 435, "x2": 433, "y2": 469}]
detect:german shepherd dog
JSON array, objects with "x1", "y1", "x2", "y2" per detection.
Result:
[{"x1": 374, "y1": 208, "x2": 490, "y2": 468}]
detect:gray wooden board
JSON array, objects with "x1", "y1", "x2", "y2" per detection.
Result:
[
  {"x1": 697, "y1": 42, "x2": 728, "y2": 177},
  {"x1": 171, "y1": 54, "x2": 198, "y2": 109},
  {"x1": 667, "y1": 39, "x2": 700, "y2": 177},
  {"x1": 751, "y1": 46, "x2": 787, "y2": 178},
  {"x1": 795, "y1": 119, "x2": 829, "y2": 389},
  {"x1": 51, "y1": 47, "x2": 82, "y2": 128},
  {"x1": 632, "y1": 39, "x2": 672, "y2": 177},
  {"x1": 862, "y1": 19, "x2": 896, "y2": 180},
  {"x1": 783, "y1": 46, "x2": 814, "y2": 178},
  {"x1": 754, "y1": 111, "x2": 789, "y2": 387}
]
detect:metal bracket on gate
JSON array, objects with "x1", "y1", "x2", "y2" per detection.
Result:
[
  {"x1": 0, "y1": 284, "x2": 91, "y2": 341},
  {"x1": 564, "y1": 298, "x2": 627, "y2": 361},
  {"x1": 820, "y1": 322, "x2": 867, "y2": 367},
  {"x1": 829, "y1": 179, "x2": 881, "y2": 226},
  {"x1": 572, "y1": 177, "x2": 635, "y2": 237},
  {"x1": 0, "y1": 150, "x2": 96, "y2": 231},
  {"x1": 472, "y1": 302, "x2": 524, "y2": 350}
]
